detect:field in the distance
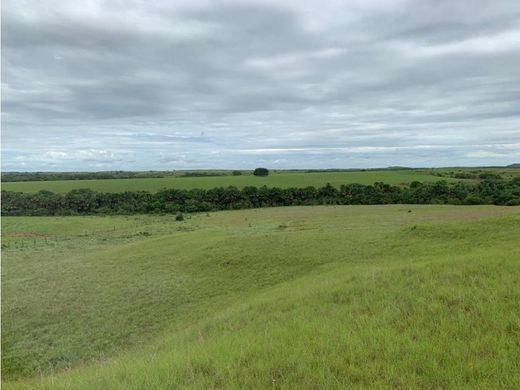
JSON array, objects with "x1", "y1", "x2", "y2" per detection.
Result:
[
  {"x1": 1, "y1": 170, "x2": 463, "y2": 193},
  {"x1": 2, "y1": 205, "x2": 520, "y2": 388}
]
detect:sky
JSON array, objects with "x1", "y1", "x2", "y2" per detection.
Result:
[{"x1": 2, "y1": 0, "x2": 520, "y2": 171}]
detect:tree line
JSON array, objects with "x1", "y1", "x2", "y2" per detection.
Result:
[
  {"x1": 2, "y1": 179, "x2": 519, "y2": 216},
  {"x1": 1, "y1": 170, "x2": 239, "y2": 182},
  {"x1": 1, "y1": 171, "x2": 175, "y2": 182}
]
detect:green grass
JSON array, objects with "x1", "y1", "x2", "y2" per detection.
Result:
[
  {"x1": 2, "y1": 205, "x2": 520, "y2": 388},
  {"x1": 1, "y1": 170, "x2": 463, "y2": 193}
]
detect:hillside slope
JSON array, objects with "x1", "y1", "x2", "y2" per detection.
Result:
[{"x1": 2, "y1": 205, "x2": 520, "y2": 388}]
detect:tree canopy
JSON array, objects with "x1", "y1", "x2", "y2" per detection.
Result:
[
  {"x1": 253, "y1": 168, "x2": 269, "y2": 176},
  {"x1": 2, "y1": 178, "x2": 519, "y2": 216}
]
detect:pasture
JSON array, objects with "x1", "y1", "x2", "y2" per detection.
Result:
[
  {"x1": 1, "y1": 170, "x2": 462, "y2": 193},
  {"x1": 2, "y1": 205, "x2": 520, "y2": 388}
]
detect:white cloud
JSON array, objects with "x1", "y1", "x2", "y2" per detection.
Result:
[
  {"x1": 43, "y1": 149, "x2": 122, "y2": 163},
  {"x1": 2, "y1": 0, "x2": 520, "y2": 170}
]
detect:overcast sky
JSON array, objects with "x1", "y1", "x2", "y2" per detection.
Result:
[{"x1": 2, "y1": 0, "x2": 520, "y2": 171}]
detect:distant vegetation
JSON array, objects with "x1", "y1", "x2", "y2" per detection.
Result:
[
  {"x1": 4, "y1": 166, "x2": 518, "y2": 183},
  {"x1": 2, "y1": 178, "x2": 519, "y2": 216},
  {"x1": 1, "y1": 170, "x2": 234, "y2": 182},
  {"x1": 430, "y1": 170, "x2": 505, "y2": 181},
  {"x1": 181, "y1": 171, "x2": 227, "y2": 177},
  {"x1": 3, "y1": 167, "x2": 520, "y2": 195},
  {"x1": 1, "y1": 170, "x2": 175, "y2": 182},
  {"x1": 0, "y1": 170, "x2": 474, "y2": 193},
  {"x1": 253, "y1": 167, "x2": 269, "y2": 176}
]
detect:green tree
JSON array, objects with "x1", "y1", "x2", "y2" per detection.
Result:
[{"x1": 253, "y1": 168, "x2": 269, "y2": 177}]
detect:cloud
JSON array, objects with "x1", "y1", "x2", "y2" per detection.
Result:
[
  {"x1": 2, "y1": 0, "x2": 520, "y2": 170},
  {"x1": 43, "y1": 149, "x2": 122, "y2": 163}
]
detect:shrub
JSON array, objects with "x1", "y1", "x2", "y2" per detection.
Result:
[
  {"x1": 232, "y1": 170, "x2": 242, "y2": 176},
  {"x1": 478, "y1": 172, "x2": 501, "y2": 180},
  {"x1": 464, "y1": 194, "x2": 485, "y2": 205},
  {"x1": 175, "y1": 212, "x2": 184, "y2": 221}
]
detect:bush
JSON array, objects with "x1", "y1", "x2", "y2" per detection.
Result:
[
  {"x1": 175, "y1": 212, "x2": 184, "y2": 221},
  {"x1": 479, "y1": 173, "x2": 501, "y2": 180},
  {"x1": 464, "y1": 195, "x2": 485, "y2": 205},
  {"x1": 232, "y1": 170, "x2": 242, "y2": 176},
  {"x1": 253, "y1": 168, "x2": 269, "y2": 177}
]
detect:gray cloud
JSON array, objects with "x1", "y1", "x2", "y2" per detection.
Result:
[{"x1": 2, "y1": 0, "x2": 520, "y2": 171}]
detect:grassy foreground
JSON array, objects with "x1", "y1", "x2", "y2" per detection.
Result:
[
  {"x1": 2, "y1": 205, "x2": 520, "y2": 388},
  {"x1": 1, "y1": 170, "x2": 460, "y2": 193}
]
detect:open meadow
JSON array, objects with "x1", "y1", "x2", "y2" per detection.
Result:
[
  {"x1": 1, "y1": 170, "x2": 464, "y2": 193},
  {"x1": 2, "y1": 205, "x2": 520, "y2": 389}
]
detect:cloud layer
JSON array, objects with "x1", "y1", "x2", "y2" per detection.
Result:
[{"x1": 2, "y1": 0, "x2": 520, "y2": 170}]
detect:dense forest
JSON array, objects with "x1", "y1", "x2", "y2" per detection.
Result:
[{"x1": 2, "y1": 178, "x2": 519, "y2": 216}]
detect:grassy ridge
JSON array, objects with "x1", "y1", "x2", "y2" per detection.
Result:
[
  {"x1": 1, "y1": 170, "x2": 461, "y2": 193},
  {"x1": 3, "y1": 205, "x2": 520, "y2": 388}
]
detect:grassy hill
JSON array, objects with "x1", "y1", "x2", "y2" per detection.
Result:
[
  {"x1": 2, "y1": 205, "x2": 520, "y2": 388},
  {"x1": 1, "y1": 170, "x2": 462, "y2": 193}
]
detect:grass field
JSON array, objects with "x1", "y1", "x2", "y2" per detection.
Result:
[
  {"x1": 2, "y1": 205, "x2": 520, "y2": 388},
  {"x1": 1, "y1": 170, "x2": 463, "y2": 193}
]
